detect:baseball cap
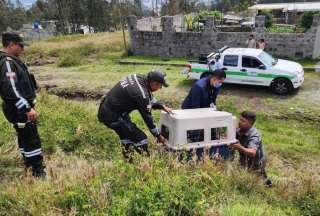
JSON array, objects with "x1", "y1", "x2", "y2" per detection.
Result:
[
  {"x1": 147, "y1": 70, "x2": 169, "y2": 87},
  {"x1": 2, "y1": 32, "x2": 27, "y2": 48}
]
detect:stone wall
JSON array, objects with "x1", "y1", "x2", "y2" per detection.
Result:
[
  {"x1": 136, "y1": 15, "x2": 185, "y2": 32},
  {"x1": 128, "y1": 15, "x2": 320, "y2": 59}
]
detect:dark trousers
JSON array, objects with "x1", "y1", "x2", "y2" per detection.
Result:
[
  {"x1": 14, "y1": 122, "x2": 43, "y2": 169},
  {"x1": 2, "y1": 103, "x2": 44, "y2": 171},
  {"x1": 98, "y1": 104, "x2": 149, "y2": 160}
]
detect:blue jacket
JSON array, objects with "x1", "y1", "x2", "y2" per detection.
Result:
[{"x1": 181, "y1": 77, "x2": 221, "y2": 109}]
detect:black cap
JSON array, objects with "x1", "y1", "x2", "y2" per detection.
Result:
[
  {"x1": 147, "y1": 70, "x2": 169, "y2": 87},
  {"x1": 2, "y1": 32, "x2": 27, "y2": 48}
]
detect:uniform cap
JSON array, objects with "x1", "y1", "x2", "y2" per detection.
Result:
[
  {"x1": 147, "y1": 70, "x2": 169, "y2": 87},
  {"x1": 2, "y1": 32, "x2": 27, "y2": 48}
]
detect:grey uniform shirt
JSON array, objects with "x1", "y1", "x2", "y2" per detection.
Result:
[{"x1": 236, "y1": 127, "x2": 265, "y2": 170}]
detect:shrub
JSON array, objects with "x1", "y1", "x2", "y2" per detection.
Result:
[
  {"x1": 57, "y1": 51, "x2": 82, "y2": 67},
  {"x1": 198, "y1": 10, "x2": 223, "y2": 20},
  {"x1": 259, "y1": 10, "x2": 273, "y2": 28},
  {"x1": 300, "y1": 12, "x2": 320, "y2": 30},
  {"x1": 268, "y1": 25, "x2": 295, "y2": 33},
  {"x1": 58, "y1": 189, "x2": 92, "y2": 215}
]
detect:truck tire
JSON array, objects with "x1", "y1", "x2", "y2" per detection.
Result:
[{"x1": 271, "y1": 78, "x2": 293, "y2": 95}]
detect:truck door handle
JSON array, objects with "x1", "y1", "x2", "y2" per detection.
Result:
[{"x1": 241, "y1": 69, "x2": 247, "y2": 72}]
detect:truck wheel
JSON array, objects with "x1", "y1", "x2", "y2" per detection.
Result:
[
  {"x1": 271, "y1": 78, "x2": 293, "y2": 95},
  {"x1": 200, "y1": 72, "x2": 210, "y2": 79}
]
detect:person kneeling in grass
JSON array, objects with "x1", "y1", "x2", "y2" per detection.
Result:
[{"x1": 230, "y1": 111, "x2": 272, "y2": 187}]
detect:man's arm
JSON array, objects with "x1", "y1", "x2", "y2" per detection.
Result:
[
  {"x1": 231, "y1": 133, "x2": 260, "y2": 157},
  {"x1": 230, "y1": 141, "x2": 257, "y2": 157},
  {"x1": 212, "y1": 87, "x2": 221, "y2": 105},
  {"x1": 0, "y1": 58, "x2": 37, "y2": 121},
  {"x1": 151, "y1": 98, "x2": 173, "y2": 114},
  {"x1": 190, "y1": 85, "x2": 202, "y2": 108},
  {"x1": 135, "y1": 96, "x2": 161, "y2": 138}
]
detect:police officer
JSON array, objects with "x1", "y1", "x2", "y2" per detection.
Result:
[
  {"x1": 181, "y1": 69, "x2": 228, "y2": 162},
  {"x1": 0, "y1": 32, "x2": 45, "y2": 177},
  {"x1": 98, "y1": 71, "x2": 172, "y2": 161}
]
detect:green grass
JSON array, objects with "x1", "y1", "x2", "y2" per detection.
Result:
[
  {"x1": 0, "y1": 32, "x2": 319, "y2": 215},
  {"x1": 122, "y1": 55, "x2": 189, "y2": 65},
  {"x1": 0, "y1": 93, "x2": 319, "y2": 215},
  {"x1": 296, "y1": 58, "x2": 319, "y2": 68}
]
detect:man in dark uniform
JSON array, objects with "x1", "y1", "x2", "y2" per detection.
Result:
[
  {"x1": 0, "y1": 32, "x2": 45, "y2": 177},
  {"x1": 230, "y1": 111, "x2": 272, "y2": 187},
  {"x1": 181, "y1": 69, "x2": 228, "y2": 162},
  {"x1": 98, "y1": 71, "x2": 172, "y2": 161}
]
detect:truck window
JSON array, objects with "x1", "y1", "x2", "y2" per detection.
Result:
[
  {"x1": 223, "y1": 55, "x2": 238, "y2": 67},
  {"x1": 242, "y1": 56, "x2": 263, "y2": 68}
]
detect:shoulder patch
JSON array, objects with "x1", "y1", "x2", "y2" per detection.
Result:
[{"x1": 6, "y1": 72, "x2": 16, "y2": 80}]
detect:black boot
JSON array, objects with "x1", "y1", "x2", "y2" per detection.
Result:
[
  {"x1": 25, "y1": 155, "x2": 46, "y2": 178},
  {"x1": 32, "y1": 164, "x2": 46, "y2": 178},
  {"x1": 122, "y1": 144, "x2": 134, "y2": 163}
]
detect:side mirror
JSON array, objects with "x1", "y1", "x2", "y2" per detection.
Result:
[{"x1": 258, "y1": 65, "x2": 266, "y2": 70}]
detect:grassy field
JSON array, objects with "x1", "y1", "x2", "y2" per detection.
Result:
[{"x1": 0, "y1": 32, "x2": 319, "y2": 216}]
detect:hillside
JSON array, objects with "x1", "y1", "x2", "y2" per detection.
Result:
[{"x1": 0, "y1": 32, "x2": 319, "y2": 216}]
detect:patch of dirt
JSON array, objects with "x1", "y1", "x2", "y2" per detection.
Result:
[
  {"x1": 27, "y1": 59, "x2": 56, "y2": 67},
  {"x1": 45, "y1": 88, "x2": 105, "y2": 100}
]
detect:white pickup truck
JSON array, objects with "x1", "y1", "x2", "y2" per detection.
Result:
[{"x1": 182, "y1": 47, "x2": 304, "y2": 95}]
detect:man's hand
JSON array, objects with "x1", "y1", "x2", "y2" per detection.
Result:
[
  {"x1": 26, "y1": 108, "x2": 37, "y2": 122},
  {"x1": 229, "y1": 142, "x2": 242, "y2": 151},
  {"x1": 157, "y1": 135, "x2": 166, "y2": 145},
  {"x1": 163, "y1": 105, "x2": 174, "y2": 115}
]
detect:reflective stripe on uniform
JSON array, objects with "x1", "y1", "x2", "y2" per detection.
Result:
[
  {"x1": 151, "y1": 127, "x2": 159, "y2": 135},
  {"x1": 24, "y1": 148, "x2": 42, "y2": 158},
  {"x1": 133, "y1": 74, "x2": 146, "y2": 99},
  {"x1": 134, "y1": 139, "x2": 148, "y2": 147},
  {"x1": 5, "y1": 60, "x2": 30, "y2": 110},
  {"x1": 120, "y1": 139, "x2": 134, "y2": 145}
]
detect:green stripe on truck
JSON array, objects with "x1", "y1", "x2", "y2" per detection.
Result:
[{"x1": 190, "y1": 68, "x2": 295, "y2": 80}]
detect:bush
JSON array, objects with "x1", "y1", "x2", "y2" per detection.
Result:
[
  {"x1": 58, "y1": 189, "x2": 92, "y2": 215},
  {"x1": 300, "y1": 12, "x2": 320, "y2": 30},
  {"x1": 198, "y1": 10, "x2": 223, "y2": 20},
  {"x1": 58, "y1": 51, "x2": 82, "y2": 67},
  {"x1": 268, "y1": 25, "x2": 295, "y2": 33},
  {"x1": 259, "y1": 10, "x2": 273, "y2": 28}
]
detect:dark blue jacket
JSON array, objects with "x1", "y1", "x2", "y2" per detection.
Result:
[{"x1": 181, "y1": 77, "x2": 221, "y2": 109}]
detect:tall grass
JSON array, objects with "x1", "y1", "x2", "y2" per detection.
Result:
[
  {"x1": 0, "y1": 92, "x2": 319, "y2": 215},
  {"x1": 23, "y1": 32, "x2": 127, "y2": 66}
]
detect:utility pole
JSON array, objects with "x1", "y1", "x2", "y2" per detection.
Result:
[{"x1": 118, "y1": 0, "x2": 127, "y2": 50}]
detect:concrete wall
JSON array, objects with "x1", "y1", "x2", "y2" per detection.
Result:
[
  {"x1": 20, "y1": 23, "x2": 57, "y2": 41},
  {"x1": 136, "y1": 15, "x2": 185, "y2": 32},
  {"x1": 128, "y1": 15, "x2": 320, "y2": 59}
]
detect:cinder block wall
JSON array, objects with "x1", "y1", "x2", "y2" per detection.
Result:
[{"x1": 128, "y1": 15, "x2": 320, "y2": 59}]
